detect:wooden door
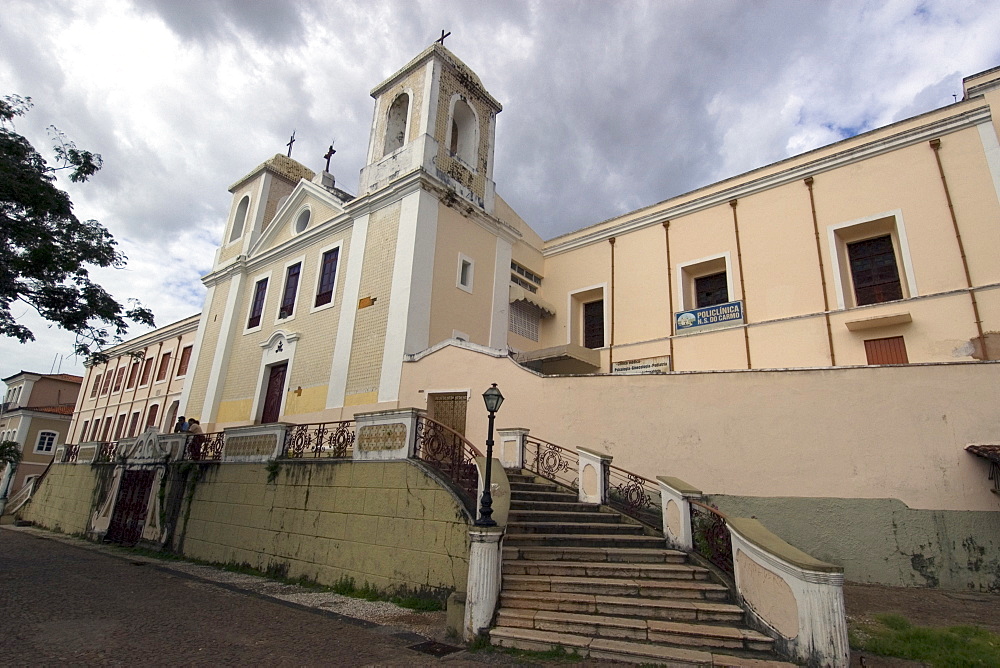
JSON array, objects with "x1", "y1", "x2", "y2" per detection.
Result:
[{"x1": 261, "y1": 363, "x2": 288, "y2": 424}]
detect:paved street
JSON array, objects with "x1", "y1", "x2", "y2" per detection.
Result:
[{"x1": 0, "y1": 528, "x2": 473, "y2": 666}]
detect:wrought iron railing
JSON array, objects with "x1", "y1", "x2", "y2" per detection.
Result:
[
  {"x1": 523, "y1": 436, "x2": 578, "y2": 491},
  {"x1": 608, "y1": 464, "x2": 662, "y2": 528},
  {"x1": 61, "y1": 443, "x2": 80, "y2": 463},
  {"x1": 282, "y1": 421, "x2": 356, "y2": 458},
  {"x1": 690, "y1": 499, "x2": 734, "y2": 577},
  {"x1": 413, "y1": 415, "x2": 481, "y2": 505},
  {"x1": 184, "y1": 432, "x2": 225, "y2": 461},
  {"x1": 95, "y1": 441, "x2": 121, "y2": 463}
]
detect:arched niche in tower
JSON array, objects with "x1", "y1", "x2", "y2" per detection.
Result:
[
  {"x1": 448, "y1": 96, "x2": 479, "y2": 168},
  {"x1": 383, "y1": 93, "x2": 410, "y2": 157}
]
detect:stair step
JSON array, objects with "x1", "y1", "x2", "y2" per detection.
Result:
[
  {"x1": 504, "y1": 533, "x2": 664, "y2": 548},
  {"x1": 509, "y1": 500, "x2": 600, "y2": 512},
  {"x1": 503, "y1": 574, "x2": 729, "y2": 600},
  {"x1": 503, "y1": 545, "x2": 688, "y2": 563},
  {"x1": 510, "y1": 490, "x2": 579, "y2": 502},
  {"x1": 506, "y1": 521, "x2": 645, "y2": 535},
  {"x1": 503, "y1": 559, "x2": 710, "y2": 580},
  {"x1": 489, "y1": 627, "x2": 793, "y2": 666},
  {"x1": 495, "y1": 609, "x2": 774, "y2": 652},
  {"x1": 508, "y1": 510, "x2": 623, "y2": 523},
  {"x1": 500, "y1": 590, "x2": 745, "y2": 622},
  {"x1": 509, "y1": 481, "x2": 563, "y2": 491}
]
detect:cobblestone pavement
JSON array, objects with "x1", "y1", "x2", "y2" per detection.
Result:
[{"x1": 1, "y1": 526, "x2": 614, "y2": 667}]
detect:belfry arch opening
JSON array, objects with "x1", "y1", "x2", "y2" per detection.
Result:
[
  {"x1": 229, "y1": 195, "x2": 250, "y2": 242},
  {"x1": 383, "y1": 93, "x2": 409, "y2": 156},
  {"x1": 449, "y1": 98, "x2": 477, "y2": 167}
]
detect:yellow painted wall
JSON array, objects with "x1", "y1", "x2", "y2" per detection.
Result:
[
  {"x1": 179, "y1": 460, "x2": 470, "y2": 594},
  {"x1": 18, "y1": 463, "x2": 104, "y2": 535}
]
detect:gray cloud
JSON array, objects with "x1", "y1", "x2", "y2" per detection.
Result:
[{"x1": 1, "y1": 0, "x2": 999, "y2": 377}]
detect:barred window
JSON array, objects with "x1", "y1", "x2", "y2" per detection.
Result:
[{"x1": 509, "y1": 300, "x2": 541, "y2": 342}]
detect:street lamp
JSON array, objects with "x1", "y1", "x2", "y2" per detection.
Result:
[{"x1": 476, "y1": 383, "x2": 504, "y2": 526}]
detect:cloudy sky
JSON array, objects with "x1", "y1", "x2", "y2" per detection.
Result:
[{"x1": 2, "y1": 0, "x2": 999, "y2": 382}]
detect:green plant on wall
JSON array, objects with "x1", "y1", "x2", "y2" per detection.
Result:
[
  {"x1": 265, "y1": 460, "x2": 281, "y2": 484},
  {"x1": 0, "y1": 440, "x2": 22, "y2": 467}
]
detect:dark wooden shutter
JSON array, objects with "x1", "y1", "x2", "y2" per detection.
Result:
[
  {"x1": 865, "y1": 336, "x2": 908, "y2": 364},
  {"x1": 583, "y1": 300, "x2": 605, "y2": 349}
]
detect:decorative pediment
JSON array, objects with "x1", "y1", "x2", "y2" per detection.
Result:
[{"x1": 248, "y1": 179, "x2": 348, "y2": 258}]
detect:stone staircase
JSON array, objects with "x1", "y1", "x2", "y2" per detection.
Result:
[{"x1": 490, "y1": 472, "x2": 795, "y2": 666}]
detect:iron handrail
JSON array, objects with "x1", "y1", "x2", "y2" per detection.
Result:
[
  {"x1": 607, "y1": 462, "x2": 662, "y2": 526},
  {"x1": 184, "y1": 431, "x2": 225, "y2": 461},
  {"x1": 282, "y1": 420, "x2": 356, "y2": 458},
  {"x1": 523, "y1": 435, "x2": 578, "y2": 491},
  {"x1": 689, "y1": 499, "x2": 735, "y2": 577},
  {"x1": 413, "y1": 415, "x2": 482, "y2": 507}
]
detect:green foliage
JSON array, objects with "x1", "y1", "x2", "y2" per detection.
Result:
[
  {"x1": 850, "y1": 613, "x2": 1000, "y2": 667},
  {"x1": 0, "y1": 440, "x2": 22, "y2": 466},
  {"x1": 0, "y1": 94, "x2": 154, "y2": 363}
]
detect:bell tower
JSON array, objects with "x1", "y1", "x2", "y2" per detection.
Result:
[{"x1": 359, "y1": 43, "x2": 502, "y2": 213}]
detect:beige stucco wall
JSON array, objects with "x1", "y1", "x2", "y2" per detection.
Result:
[
  {"x1": 18, "y1": 463, "x2": 104, "y2": 535},
  {"x1": 428, "y1": 202, "x2": 498, "y2": 346},
  {"x1": 178, "y1": 460, "x2": 470, "y2": 594},
  {"x1": 538, "y1": 101, "x2": 1000, "y2": 372},
  {"x1": 400, "y1": 345, "x2": 1000, "y2": 513}
]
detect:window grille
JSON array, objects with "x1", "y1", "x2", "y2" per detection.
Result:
[{"x1": 509, "y1": 300, "x2": 541, "y2": 341}]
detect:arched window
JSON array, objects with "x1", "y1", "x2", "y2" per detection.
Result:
[
  {"x1": 449, "y1": 98, "x2": 478, "y2": 167},
  {"x1": 229, "y1": 195, "x2": 250, "y2": 242},
  {"x1": 383, "y1": 93, "x2": 409, "y2": 156}
]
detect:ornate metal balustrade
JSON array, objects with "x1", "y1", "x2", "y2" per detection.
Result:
[
  {"x1": 95, "y1": 441, "x2": 121, "y2": 463},
  {"x1": 61, "y1": 443, "x2": 80, "y2": 463},
  {"x1": 413, "y1": 415, "x2": 481, "y2": 505},
  {"x1": 184, "y1": 431, "x2": 226, "y2": 461},
  {"x1": 690, "y1": 499, "x2": 735, "y2": 577},
  {"x1": 608, "y1": 464, "x2": 662, "y2": 527},
  {"x1": 282, "y1": 421, "x2": 356, "y2": 458},
  {"x1": 523, "y1": 436, "x2": 578, "y2": 491}
]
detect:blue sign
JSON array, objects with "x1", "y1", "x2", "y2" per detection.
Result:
[{"x1": 675, "y1": 301, "x2": 744, "y2": 332}]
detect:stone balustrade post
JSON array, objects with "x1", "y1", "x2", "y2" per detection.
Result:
[
  {"x1": 464, "y1": 524, "x2": 504, "y2": 641},
  {"x1": 353, "y1": 408, "x2": 420, "y2": 461},
  {"x1": 496, "y1": 428, "x2": 528, "y2": 470},
  {"x1": 576, "y1": 447, "x2": 612, "y2": 504},
  {"x1": 727, "y1": 518, "x2": 849, "y2": 667},
  {"x1": 657, "y1": 476, "x2": 702, "y2": 551}
]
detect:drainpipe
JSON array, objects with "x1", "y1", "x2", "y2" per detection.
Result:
[
  {"x1": 608, "y1": 237, "x2": 616, "y2": 369},
  {"x1": 663, "y1": 221, "x2": 675, "y2": 369},
  {"x1": 730, "y1": 200, "x2": 752, "y2": 369},
  {"x1": 930, "y1": 138, "x2": 988, "y2": 359},
  {"x1": 804, "y1": 177, "x2": 837, "y2": 366}
]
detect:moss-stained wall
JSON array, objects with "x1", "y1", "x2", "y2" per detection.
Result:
[
  {"x1": 18, "y1": 464, "x2": 111, "y2": 536},
  {"x1": 710, "y1": 495, "x2": 1000, "y2": 592},
  {"x1": 175, "y1": 460, "x2": 470, "y2": 595}
]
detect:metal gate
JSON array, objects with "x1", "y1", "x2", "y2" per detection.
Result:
[
  {"x1": 427, "y1": 392, "x2": 468, "y2": 436},
  {"x1": 105, "y1": 469, "x2": 155, "y2": 545}
]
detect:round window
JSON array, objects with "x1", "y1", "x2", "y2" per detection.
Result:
[{"x1": 295, "y1": 208, "x2": 311, "y2": 233}]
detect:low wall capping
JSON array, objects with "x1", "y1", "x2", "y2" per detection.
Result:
[{"x1": 729, "y1": 517, "x2": 843, "y2": 578}]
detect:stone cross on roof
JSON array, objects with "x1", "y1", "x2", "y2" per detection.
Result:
[{"x1": 324, "y1": 143, "x2": 336, "y2": 172}]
